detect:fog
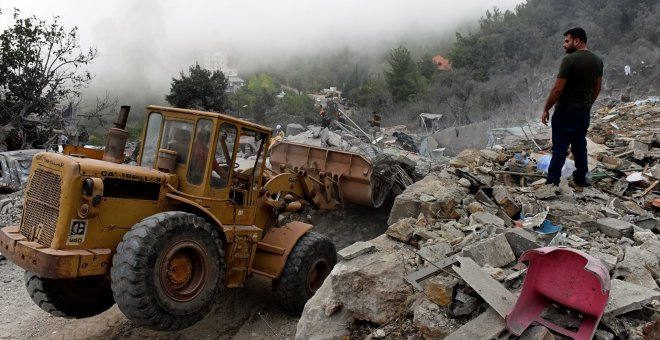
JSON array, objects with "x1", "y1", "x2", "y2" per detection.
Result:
[{"x1": 1, "y1": 0, "x2": 522, "y2": 111}]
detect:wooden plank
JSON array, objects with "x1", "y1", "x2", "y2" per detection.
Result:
[
  {"x1": 452, "y1": 256, "x2": 517, "y2": 318},
  {"x1": 445, "y1": 308, "x2": 507, "y2": 340},
  {"x1": 404, "y1": 255, "x2": 458, "y2": 291}
]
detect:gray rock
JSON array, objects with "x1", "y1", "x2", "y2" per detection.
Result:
[
  {"x1": 331, "y1": 237, "x2": 414, "y2": 324},
  {"x1": 462, "y1": 234, "x2": 516, "y2": 268},
  {"x1": 295, "y1": 279, "x2": 354, "y2": 340},
  {"x1": 469, "y1": 211, "x2": 505, "y2": 229},
  {"x1": 338, "y1": 241, "x2": 375, "y2": 261},
  {"x1": 388, "y1": 175, "x2": 468, "y2": 225},
  {"x1": 596, "y1": 218, "x2": 634, "y2": 238},
  {"x1": 386, "y1": 217, "x2": 416, "y2": 243}
]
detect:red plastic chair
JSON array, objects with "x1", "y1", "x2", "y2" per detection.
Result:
[{"x1": 505, "y1": 246, "x2": 610, "y2": 339}]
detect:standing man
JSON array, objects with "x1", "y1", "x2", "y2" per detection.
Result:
[{"x1": 541, "y1": 27, "x2": 603, "y2": 189}]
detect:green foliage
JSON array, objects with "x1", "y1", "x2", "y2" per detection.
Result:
[
  {"x1": 417, "y1": 54, "x2": 438, "y2": 81},
  {"x1": 88, "y1": 134, "x2": 103, "y2": 146},
  {"x1": 165, "y1": 63, "x2": 228, "y2": 112},
  {"x1": 385, "y1": 46, "x2": 421, "y2": 103},
  {"x1": 280, "y1": 90, "x2": 315, "y2": 115},
  {"x1": 0, "y1": 9, "x2": 97, "y2": 126},
  {"x1": 355, "y1": 75, "x2": 392, "y2": 110}
]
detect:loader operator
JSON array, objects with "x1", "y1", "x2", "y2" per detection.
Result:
[{"x1": 189, "y1": 130, "x2": 228, "y2": 184}]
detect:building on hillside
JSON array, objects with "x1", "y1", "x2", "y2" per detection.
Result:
[
  {"x1": 432, "y1": 55, "x2": 452, "y2": 71},
  {"x1": 227, "y1": 75, "x2": 245, "y2": 92},
  {"x1": 203, "y1": 51, "x2": 244, "y2": 91}
]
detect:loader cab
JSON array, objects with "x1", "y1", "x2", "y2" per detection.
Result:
[{"x1": 138, "y1": 106, "x2": 270, "y2": 225}]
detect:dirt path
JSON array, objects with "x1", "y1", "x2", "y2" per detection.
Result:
[
  {"x1": 0, "y1": 203, "x2": 390, "y2": 340},
  {"x1": 0, "y1": 260, "x2": 299, "y2": 340}
]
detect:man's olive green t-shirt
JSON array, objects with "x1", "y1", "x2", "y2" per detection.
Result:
[{"x1": 556, "y1": 50, "x2": 603, "y2": 110}]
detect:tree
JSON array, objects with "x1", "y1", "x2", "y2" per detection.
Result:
[
  {"x1": 0, "y1": 9, "x2": 97, "y2": 128},
  {"x1": 165, "y1": 63, "x2": 228, "y2": 112},
  {"x1": 385, "y1": 46, "x2": 420, "y2": 103}
]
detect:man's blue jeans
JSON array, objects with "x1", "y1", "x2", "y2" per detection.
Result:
[{"x1": 547, "y1": 107, "x2": 591, "y2": 186}]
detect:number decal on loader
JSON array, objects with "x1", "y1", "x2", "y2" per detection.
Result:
[{"x1": 66, "y1": 219, "x2": 88, "y2": 245}]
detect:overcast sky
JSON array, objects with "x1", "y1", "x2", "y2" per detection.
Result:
[{"x1": 1, "y1": 0, "x2": 523, "y2": 107}]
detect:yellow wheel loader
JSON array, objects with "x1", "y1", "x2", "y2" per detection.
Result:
[{"x1": 0, "y1": 105, "x2": 368, "y2": 330}]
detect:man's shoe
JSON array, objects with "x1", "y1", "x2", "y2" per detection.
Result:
[{"x1": 569, "y1": 181, "x2": 587, "y2": 192}]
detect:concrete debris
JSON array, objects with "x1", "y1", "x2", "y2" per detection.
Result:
[
  {"x1": 293, "y1": 98, "x2": 660, "y2": 337},
  {"x1": 461, "y1": 234, "x2": 515, "y2": 268},
  {"x1": 605, "y1": 279, "x2": 660, "y2": 317},
  {"x1": 0, "y1": 149, "x2": 42, "y2": 193},
  {"x1": 337, "y1": 241, "x2": 375, "y2": 261}
]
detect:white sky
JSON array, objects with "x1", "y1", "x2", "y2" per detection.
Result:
[{"x1": 0, "y1": 0, "x2": 523, "y2": 105}]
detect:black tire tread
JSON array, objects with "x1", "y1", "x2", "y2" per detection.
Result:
[
  {"x1": 110, "y1": 211, "x2": 225, "y2": 331},
  {"x1": 272, "y1": 232, "x2": 336, "y2": 314},
  {"x1": 24, "y1": 271, "x2": 114, "y2": 318}
]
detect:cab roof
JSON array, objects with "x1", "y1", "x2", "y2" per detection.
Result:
[{"x1": 146, "y1": 105, "x2": 272, "y2": 134}]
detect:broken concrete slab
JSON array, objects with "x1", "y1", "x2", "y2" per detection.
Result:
[
  {"x1": 444, "y1": 307, "x2": 506, "y2": 340},
  {"x1": 469, "y1": 211, "x2": 505, "y2": 229},
  {"x1": 561, "y1": 214, "x2": 598, "y2": 233},
  {"x1": 452, "y1": 256, "x2": 517, "y2": 318},
  {"x1": 504, "y1": 228, "x2": 541, "y2": 258},
  {"x1": 605, "y1": 279, "x2": 660, "y2": 316},
  {"x1": 337, "y1": 241, "x2": 375, "y2": 261},
  {"x1": 597, "y1": 217, "x2": 634, "y2": 238},
  {"x1": 613, "y1": 246, "x2": 659, "y2": 289},
  {"x1": 588, "y1": 249, "x2": 618, "y2": 271},
  {"x1": 462, "y1": 234, "x2": 516, "y2": 268},
  {"x1": 418, "y1": 241, "x2": 451, "y2": 264}
]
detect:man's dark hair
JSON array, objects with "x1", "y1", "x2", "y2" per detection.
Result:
[{"x1": 564, "y1": 27, "x2": 587, "y2": 43}]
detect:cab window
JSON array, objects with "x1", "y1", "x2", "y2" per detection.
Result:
[
  {"x1": 140, "y1": 112, "x2": 162, "y2": 168},
  {"x1": 211, "y1": 123, "x2": 238, "y2": 189},
  {"x1": 187, "y1": 119, "x2": 213, "y2": 185},
  {"x1": 160, "y1": 120, "x2": 193, "y2": 165}
]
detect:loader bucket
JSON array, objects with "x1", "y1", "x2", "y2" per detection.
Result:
[{"x1": 269, "y1": 142, "x2": 386, "y2": 208}]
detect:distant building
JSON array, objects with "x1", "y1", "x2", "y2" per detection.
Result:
[
  {"x1": 227, "y1": 75, "x2": 245, "y2": 92},
  {"x1": 203, "y1": 51, "x2": 244, "y2": 91},
  {"x1": 432, "y1": 55, "x2": 452, "y2": 71}
]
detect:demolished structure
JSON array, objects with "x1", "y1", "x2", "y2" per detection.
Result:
[{"x1": 296, "y1": 98, "x2": 660, "y2": 339}]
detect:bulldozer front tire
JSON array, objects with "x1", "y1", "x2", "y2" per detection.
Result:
[
  {"x1": 25, "y1": 272, "x2": 114, "y2": 318},
  {"x1": 110, "y1": 212, "x2": 224, "y2": 331},
  {"x1": 272, "y1": 232, "x2": 336, "y2": 314}
]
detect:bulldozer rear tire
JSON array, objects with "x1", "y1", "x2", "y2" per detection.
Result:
[
  {"x1": 111, "y1": 212, "x2": 224, "y2": 331},
  {"x1": 272, "y1": 232, "x2": 336, "y2": 314},
  {"x1": 25, "y1": 272, "x2": 114, "y2": 318}
]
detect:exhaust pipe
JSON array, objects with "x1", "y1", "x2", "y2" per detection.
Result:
[{"x1": 103, "y1": 106, "x2": 131, "y2": 163}]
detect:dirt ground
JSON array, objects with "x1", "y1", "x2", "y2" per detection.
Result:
[{"x1": 0, "y1": 202, "x2": 390, "y2": 340}]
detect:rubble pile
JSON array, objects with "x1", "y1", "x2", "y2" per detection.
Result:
[{"x1": 297, "y1": 100, "x2": 660, "y2": 340}]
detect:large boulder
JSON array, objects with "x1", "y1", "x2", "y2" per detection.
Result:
[
  {"x1": 331, "y1": 235, "x2": 415, "y2": 324},
  {"x1": 295, "y1": 279, "x2": 354, "y2": 340},
  {"x1": 388, "y1": 175, "x2": 468, "y2": 225}
]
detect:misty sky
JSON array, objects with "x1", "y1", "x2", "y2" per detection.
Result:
[{"x1": 1, "y1": 0, "x2": 522, "y2": 108}]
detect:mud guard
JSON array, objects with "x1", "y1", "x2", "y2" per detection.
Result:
[{"x1": 251, "y1": 221, "x2": 312, "y2": 279}]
